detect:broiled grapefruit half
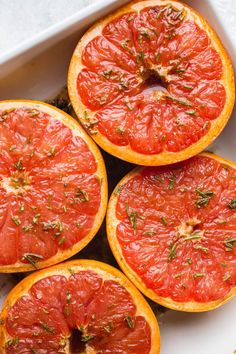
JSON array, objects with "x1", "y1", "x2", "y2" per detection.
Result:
[
  {"x1": 68, "y1": 0, "x2": 235, "y2": 166},
  {"x1": 107, "y1": 153, "x2": 236, "y2": 311},
  {"x1": 0, "y1": 101, "x2": 108, "y2": 272},
  {"x1": 0, "y1": 259, "x2": 160, "y2": 354}
]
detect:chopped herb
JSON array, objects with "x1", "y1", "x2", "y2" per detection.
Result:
[
  {"x1": 193, "y1": 244, "x2": 209, "y2": 253},
  {"x1": 187, "y1": 258, "x2": 192, "y2": 265},
  {"x1": 161, "y1": 216, "x2": 168, "y2": 226},
  {"x1": 119, "y1": 80, "x2": 129, "y2": 90},
  {"x1": 174, "y1": 273, "x2": 183, "y2": 278},
  {"x1": 138, "y1": 28, "x2": 151, "y2": 41},
  {"x1": 0, "y1": 319, "x2": 4, "y2": 325},
  {"x1": 231, "y1": 175, "x2": 236, "y2": 179},
  {"x1": 68, "y1": 268, "x2": 75, "y2": 274},
  {"x1": 23, "y1": 224, "x2": 33, "y2": 232},
  {"x1": 20, "y1": 204, "x2": 25, "y2": 213},
  {"x1": 224, "y1": 238, "x2": 236, "y2": 250},
  {"x1": 11, "y1": 215, "x2": 21, "y2": 226},
  {"x1": 193, "y1": 273, "x2": 205, "y2": 278},
  {"x1": 121, "y1": 38, "x2": 130, "y2": 49},
  {"x1": 62, "y1": 205, "x2": 67, "y2": 212},
  {"x1": 41, "y1": 322, "x2": 54, "y2": 334},
  {"x1": 9, "y1": 145, "x2": 16, "y2": 152},
  {"x1": 221, "y1": 262, "x2": 228, "y2": 267},
  {"x1": 152, "y1": 28, "x2": 158, "y2": 36},
  {"x1": 66, "y1": 291, "x2": 72, "y2": 304},
  {"x1": 165, "y1": 95, "x2": 193, "y2": 107},
  {"x1": 217, "y1": 220, "x2": 227, "y2": 225},
  {"x1": 156, "y1": 5, "x2": 172, "y2": 19},
  {"x1": 64, "y1": 307, "x2": 70, "y2": 317},
  {"x1": 136, "y1": 51, "x2": 145, "y2": 64},
  {"x1": 183, "y1": 84, "x2": 194, "y2": 90},
  {"x1": 124, "y1": 315, "x2": 134, "y2": 329},
  {"x1": 174, "y1": 68, "x2": 186, "y2": 74},
  {"x1": 125, "y1": 101, "x2": 134, "y2": 111},
  {"x1": 114, "y1": 184, "x2": 125, "y2": 196},
  {"x1": 223, "y1": 274, "x2": 231, "y2": 281},
  {"x1": 186, "y1": 110, "x2": 197, "y2": 117},
  {"x1": 48, "y1": 146, "x2": 56, "y2": 157},
  {"x1": 29, "y1": 110, "x2": 39, "y2": 117},
  {"x1": 168, "y1": 173, "x2": 176, "y2": 189},
  {"x1": 21, "y1": 253, "x2": 43, "y2": 269},
  {"x1": 156, "y1": 52, "x2": 162, "y2": 63},
  {"x1": 99, "y1": 96, "x2": 108, "y2": 106},
  {"x1": 32, "y1": 213, "x2": 41, "y2": 224},
  {"x1": 75, "y1": 188, "x2": 89, "y2": 202},
  {"x1": 81, "y1": 334, "x2": 95, "y2": 342},
  {"x1": 116, "y1": 126, "x2": 126, "y2": 135},
  {"x1": 5, "y1": 337, "x2": 19, "y2": 347},
  {"x1": 144, "y1": 230, "x2": 157, "y2": 235},
  {"x1": 195, "y1": 188, "x2": 215, "y2": 208},
  {"x1": 184, "y1": 235, "x2": 202, "y2": 241},
  {"x1": 84, "y1": 110, "x2": 88, "y2": 120},
  {"x1": 14, "y1": 159, "x2": 24, "y2": 170},
  {"x1": 168, "y1": 244, "x2": 177, "y2": 260},
  {"x1": 153, "y1": 175, "x2": 163, "y2": 183},
  {"x1": 58, "y1": 237, "x2": 65, "y2": 246},
  {"x1": 103, "y1": 321, "x2": 113, "y2": 334},
  {"x1": 102, "y1": 69, "x2": 113, "y2": 79},
  {"x1": 31, "y1": 349, "x2": 39, "y2": 354},
  {"x1": 202, "y1": 121, "x2": 209, "y2": 130},
  {"x1": 228, "y1": 199, "x2": 236, "y2": 209},
  {"x1": 125, "y1": 203, "x2": 143, "y2": 235}
]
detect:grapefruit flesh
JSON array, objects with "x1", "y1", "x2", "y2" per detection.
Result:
[
  {"x1": 68, "y1": 0, "x2": 235, "y2": 165},
  {"x1": 107, "y1": 154, "x2": 236, "y2": 311},
  {"x1": 0, "y1": 260, "x2": 160, "y2": 353},
  {"x1": 0, "y1": 101, "x2": 107, "y2": 272}
]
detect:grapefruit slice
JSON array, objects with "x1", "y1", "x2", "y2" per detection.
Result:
[
  {"x1": 107, "y1": 153, "x2": 236, "y2": 311},
  {"x1": 0, "y1": 101, "x2": 108, "y2": 272},
  {"x1": 68, "y1": 0, "x2": 235, "y2": 166},
  {"x1": 0, "y1": 260, "x2": 160, "y2": 354}
]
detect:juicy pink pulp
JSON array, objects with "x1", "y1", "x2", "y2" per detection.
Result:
[
  {"x1": 115, "y1": 156, "x2": 236, "y2": 303},
  {"x1": 77, "y1": 4, "x2": 225, "y2": 154},
  {"x1": 4, "y1": 270, "x2": 151, "y2": 353},
  {"x1": 0, "y1": 108, "x2": 101, "y2": 266}
]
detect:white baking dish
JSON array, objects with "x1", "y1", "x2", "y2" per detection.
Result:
[{"x1": 0, "y1": 1, "x2": 235, "y2": 354}]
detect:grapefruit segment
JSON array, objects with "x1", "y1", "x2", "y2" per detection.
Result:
[
  {"x1": 68, "y1": 0, "x2": 235, "y2": 165},
  {"x1": 0, "y1": 260, "x2": 160, "y2": 354},
  {"x1": 107, "y1": 153, "x2": 236, "y2": 311},
  {"x1": 0, "y1": 101, "x2": 108, "y2": 272}
]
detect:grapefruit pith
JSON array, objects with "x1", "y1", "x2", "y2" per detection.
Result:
[
  {"x1": 0, "y1": 260, "x2": 160, "y2": 354},
  {"x1": 107, "y1": 153, "x2": 236, "y2": 311},
  {"x1": 68, "y1": 0, "x2": 235, "y2": 165},
  {"x1": 0, "y1": 101, "x2": 108, "y2": 272}
]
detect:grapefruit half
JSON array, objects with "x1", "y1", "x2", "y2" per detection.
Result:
[
  {"x1": 107, "y1": 153, "x2": 236, "y2": 311},
  {"x1": 0, "y1": 101, "x2": 108, "y2": 272},
  {"x1": 0, "y1": 260, "x2": 160, "y2": 353},
  {"x1": 68, "y1": 0, "x2": 235, "y2": 165}
]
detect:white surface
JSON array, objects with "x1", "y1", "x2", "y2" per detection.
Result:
[
  {"x1": 0, "y1": 0, "x2": 95, "y2": 53},
  {"x1": 0, "y1": 1, "x2": 235, "y2": 354},
  {"x1": 0, "y1": 0, "x2": 236, "y2": 55}
]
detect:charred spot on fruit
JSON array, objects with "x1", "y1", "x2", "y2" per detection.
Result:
[
  {"x1": 177, "y1": 218, "x2": 204, "y2": 240},
  {"x1": 142, "y1": 68, "x2": 168, "y2": 93},
  {"x1": 69, "y1": 328, "x2": 95, "y2": 353}
]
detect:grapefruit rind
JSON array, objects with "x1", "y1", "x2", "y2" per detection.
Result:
[
  {"x1": 107, "y1": 153, "x2": 236, "y2": 312},
  {"x1": 0, "y1": 259, "x2": 160, "y2": 354},
  {"x1": 68, "y1": 0, "x2": 235, "y2": 166},
  {"x1": 0, "y1": 100, "x2": 108, "y2": 273}
]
